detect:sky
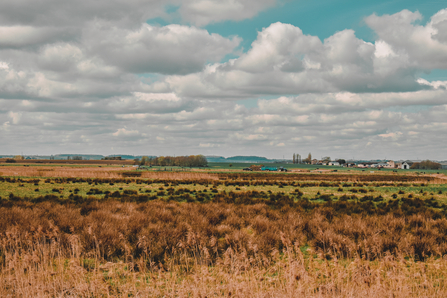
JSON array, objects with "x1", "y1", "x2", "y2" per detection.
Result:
[{"x1": 1, "y1": 0, "x2": 447, "y2": 160}]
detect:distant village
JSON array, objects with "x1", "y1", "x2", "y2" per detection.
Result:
[
  {"x1": 306, "y1": 159, "x2": 447, "y2": 170},
  {"x1": 0, "y1": 154, "x2": 446, "y2": 170}
]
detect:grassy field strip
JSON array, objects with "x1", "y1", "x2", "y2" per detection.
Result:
[{"x1": 1, "y1": 176, "x2": 446, "y2": 205}]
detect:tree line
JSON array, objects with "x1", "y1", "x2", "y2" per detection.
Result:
[
  {"x1": 139, "y1": 155, "x2": 208, "y2": 167},
  {"x1": 411, "y1": 160, "x2": 442, "y2": 170}
]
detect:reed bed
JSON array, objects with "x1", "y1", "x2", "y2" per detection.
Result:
[
  {"x1": 2, "y1": 165, "x2": 443, "y2": 185},
  {"x1": 2, "y1": 201, "x2": 447, "y2": 297},
  {"x1": 0, "y1": 166, "x2": 125, "y2": 178},
  {"x1": 3, "y1": 245, "x2": 447, "y2": 297},
  {"x1": 140, "y1": 172, "x2": 220, "y2": 180},
  {"x1": 0, "y1": 166, "x2": 220, "y2": 180}
]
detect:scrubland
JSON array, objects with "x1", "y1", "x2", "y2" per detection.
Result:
[{"x1": 1, "y1": 165, "x2": 447, "y2": 297}]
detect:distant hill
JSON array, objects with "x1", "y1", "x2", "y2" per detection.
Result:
[
  {"x1": 205, "y1": 156, "x2": 227, "y2": 162},
  {"x1": 106, "y1": 154, "x2": 137, "y2": 160},
  {"x1": 54, "y1": 154, "x2": 105, "y2": 160},
  {"x1": 206, "y1": 155, "x2": 282, "y2": 163},
  {"x1": 226, "y1": 156, "x2": 269, "y2": 161}
]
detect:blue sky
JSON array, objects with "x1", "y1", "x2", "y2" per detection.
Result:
[
  {"x1": 0, "y1": 0, "x2": 446, "y2": 160},
  {"x1": 210, "y1": 0, "x2": 447, "y2": 79},
  {"x1": 206, "y1": 1, "x2": 447, "y2": 39}
]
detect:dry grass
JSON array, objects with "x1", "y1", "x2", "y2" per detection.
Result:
[
  {"x1": 1, "y1": 164, "x2": 445, "y2": 185},
  {"x1": 0, "y1": 166, "x2": 219, "y2": 180},
  {"x1": 2, "y1": 227, "x2": 447, "y2": 297},
  {"x1": 0, "y1": 166, "x2": 125, "y2": 178},
  {"x1": 0, "y1": 159, "x2": 134, "y2": 165}
]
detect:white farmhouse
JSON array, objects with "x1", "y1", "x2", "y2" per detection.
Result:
[{"x1": 401, "y1": 162, "x2": 413, "y2": 169}]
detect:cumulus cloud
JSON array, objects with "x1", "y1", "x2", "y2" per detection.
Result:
[
  {"x1": 87, "y1": 24, "x2": 240, "y2": 75},
  {"x1": 180, "y1": 0, "x2": 277, "y2": 27},
  {"x1": 366, "y1": 9, "x2": 447, "y2": 69},
  {"x1": 0, "y1": 4, "x2": 446, "y2": 160},
  {"x1": 0, "y1": 0, "x2": 277, "y2": 28},
  {"x1": 113, "y1": 128, "x2": 141, "y2": 137},
  {"x1": 154, "y1": 21, "x2": 434, "y2": 98},
  {"x1": 0, "y1": 0, "x2": 167, "y2": 28},
  {"x1": 0, "y1": 26, "x2": 77, "y2": 48}
]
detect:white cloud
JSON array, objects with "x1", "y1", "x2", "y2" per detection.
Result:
[
  {"x1": 2, "y1": 121, "x2": 10, "y2": 130},
  {"x1": 0, "y1": 0, "x2": 276, "y2": 28},
  {"x1": 27, "y1": 72, "x2": 76, "y2": 98},
  {"x1": 199, "y1": 143, "x2": 218, "y2": 148},
  {"x1": 112, "y1": 128, "x2": 140, "y2": 137},
  {"x1": 366, "y1": 9, "x2": 447, "y2": 69},
  {"x1": 155, "y1": 21, "x2": 429, "y2": 97},
  {"x1": 0, "y1": 0, "x2": 167, "y2": 28},
  {"x1": 179, "y1": 0, "x2": 277, "y2": 26},
  {"x1": 0, "y1": 61, "x2": 9, "y2": 70},
  {"x1": 0, "y1": 26, "x2": 73, "y2": 48},
  {"x1": 134, "y1": 92, "x2": 177, "y2": 101},
  {"x1": 234, "y1": 22, "x2": 322, "y2": 73},
  {"x1": 0, "y1": 5, "x2": 446, "y2": 160},
  {"x1": 8, "y1": 111, "x2": 21, "y2": 124},
  {"x1": 378, "y1": 131, "x2": 403, "y2": 140},
  {"x1": 87, "y1": 24, "x2": 241, "y2": 75}
]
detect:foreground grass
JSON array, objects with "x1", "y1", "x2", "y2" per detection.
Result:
[{"x1": 2, "y1": 239, "x2": 447, "y2": 297}]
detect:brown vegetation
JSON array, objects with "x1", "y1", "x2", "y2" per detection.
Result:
[
  {"x1": 411, "y1": 160, "x2": 442, "y2": 170},
  {"x1": 142, "y1": 155, "x2": 208, "y2": 167},
  {"x1": 1, "y1": 200, "x2": 447, "y2": 263},
  {"x1": 2, "y1": 200, "x2": 447, "y2": 296},
  {"x1": 217, "y1": 172, "x2": 443, "y2": 183},
  {"x1": 0, "y1": 166, "x2": 218, "y2": 180},
  {"x1": 1, "y1": 165, "x2": 445, "y2": 184},
  {"x1": 0, "y1": 159, "x2": 134, "y2": 165}
]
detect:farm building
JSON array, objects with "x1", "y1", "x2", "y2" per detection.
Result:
[
  {"x1": 385, "y1": 160, "x2": 395, "y2": 168},
  {"x1": 401, "y1": 161, "x2": 413, "y2": 169}
]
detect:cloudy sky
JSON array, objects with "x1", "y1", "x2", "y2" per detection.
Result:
[{"x1": 1, "y1": 0, "x2": 447, "y2": 160}]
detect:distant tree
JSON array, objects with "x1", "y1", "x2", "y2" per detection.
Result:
[
  {"x1": 103, "y1": 156, "x2": 122, "y2": 160},
  {"x1": 150, "y1": 155, "x2": 207, "y2": 167},
  {"x1": 322, "y1": 156, "x2": 331, "y2": 162},
  {"x1": 336, "y1": 159, "x2": 346, "y2": 165},
  {"x1": 293, "y1": 153, "x2": 296, "y2": 164},
  {"x1": 411, "y1": 160, "x2": 441, "y2": 170},
  {"x1": 140, "y1": 156, "x2": 149, "y2": 166},
  {"x1": 195, "y1": 155, "x2": 208, "y2": 167},
  {"x1": 14, "y1": 155, "x2": 24, "y2": 160},
  {"x1": 72, "y1": 156, "x2": 82, "y2": 160},
  {"x1": 303, "y1": 153, "x2": 312, "y2": 164}
]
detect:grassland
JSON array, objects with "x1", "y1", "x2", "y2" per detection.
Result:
[{"x1": 1, "y1": 163, "x2": 447, "y2": 297}]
